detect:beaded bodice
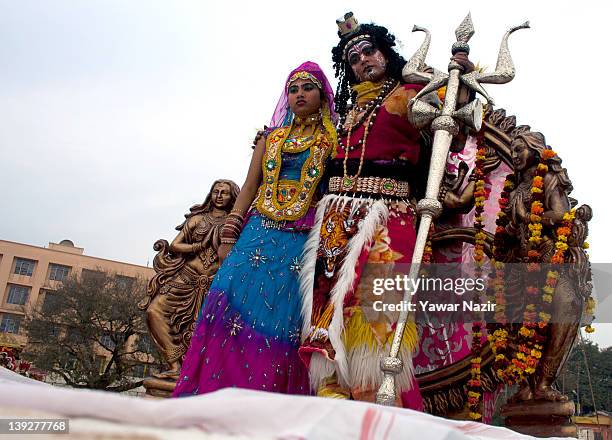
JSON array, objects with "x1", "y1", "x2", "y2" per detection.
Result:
[
  {"x1": 278, "y1": 147, "x2": 310, "y2": 181},
  {"x1": 255, "y1": 127, "x2": 333, "y2": 221}
]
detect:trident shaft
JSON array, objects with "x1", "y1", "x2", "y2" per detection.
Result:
[{"x1": 375, "y1": 13, "x2": 529, "y2": 406}]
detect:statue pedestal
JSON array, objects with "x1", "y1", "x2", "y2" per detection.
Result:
[
  {"x1": 502, "y1": 400, "x2": 577, "y2": 438},
  {"x1": 143, "y1": 376, "x2": 177, "y2": 399}
]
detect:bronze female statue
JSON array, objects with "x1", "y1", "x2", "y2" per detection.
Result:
[
  {"x1": 139, "y1": 179, "x2": 239, "y2": 378},
  {"x1": 503, "y1": 127, "x2": 590, "y2": 402},
  {"x1": 441, "y1": 126, "x2": 591, "y2": 402},
  {"x1": 420, "y1": 109, "x2": 593, "y2": 436}
]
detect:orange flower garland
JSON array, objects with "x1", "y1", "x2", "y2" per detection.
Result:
[
  {"x1": 487, "y1": 174, "x2": 514, "y2": 383},
  {"x1": 502, "y1": 151, "x2": 550, "y2": 382},
  {"x1": 488, "y1": 148, "x2": 581, "y2": 385},
  {"x1": 467, "y1": 133, "x2": 488, "y2": 420},
  {"x1": 422, "y1": 223, "x2": 434, "y2": 265}
]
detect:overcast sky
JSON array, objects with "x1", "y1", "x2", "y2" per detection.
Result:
[{"x1": 1, "y1": 1, "x2": 611, "y2": 346}]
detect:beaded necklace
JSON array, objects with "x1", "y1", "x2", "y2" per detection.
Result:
[
  {"x1": 339, "y1": 79, "x2": 399, "y2": 192},
  {"x1": 338, "y1": 78, "x2": 397, "y2": 141}
]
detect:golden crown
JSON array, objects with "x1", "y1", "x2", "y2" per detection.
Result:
[{"x1": 336, "y1": 12, "x2": 360, "y2": 37}]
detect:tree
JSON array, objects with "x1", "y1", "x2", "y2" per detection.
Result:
[
  {"x1": 556, "y1": 339, "x2": 612, "y2": 414},
  {"x1": 23, "y1": 270, "x2": 162, "y2": 392}
]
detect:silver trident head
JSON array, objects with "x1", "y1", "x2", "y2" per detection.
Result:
[{"x1": 403, "y1": 14, "x2": 529, "y2": 129}]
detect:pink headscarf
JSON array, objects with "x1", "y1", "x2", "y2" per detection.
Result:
[{"x1": 269, "y1": 61, "x2": 337, "y2": 128}]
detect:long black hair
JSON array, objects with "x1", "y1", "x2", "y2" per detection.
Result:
[{"x1": 332, "y1": 23, "x2": 407, "y2": 117}]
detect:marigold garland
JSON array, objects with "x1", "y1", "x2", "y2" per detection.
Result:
[
  {"x1": 422, "y1": 223, "x2": 434, "y2": 265},
  {"x1": 467, "y1": 133, "x2": 488, "y2": 420},
  {"x1": 487, "y1": 173, "x2": 514, "y2": 377},
  {"x1": 487, "y1": 149, "x2": 579, "y2": 386}
]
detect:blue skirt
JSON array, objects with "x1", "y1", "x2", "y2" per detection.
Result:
[{"x1": 173, "y1": 212, "x2": 310, "y2": 396}]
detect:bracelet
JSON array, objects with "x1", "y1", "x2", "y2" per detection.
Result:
[
  {"x1": 221, "y1": 214, "x2": 244, "y2": 241},
  {"x1": 225, "y1": 217, "x2": 244, "y2": 227},
  {"x1": 191, "y1": 242, "x2": 203, "y2": 253},
  {"x1": 222, "y1": 221, "x2": 243, "y2": 233},
  {"x1": 438, "y1": 185, "x2": 449, "y2": 203},
  {"x1": 221, "y1": 238, "x2": 237, "y2": 245},
  {"x1": 228, "y1": 212, "x2": 244, "y2": 221}
]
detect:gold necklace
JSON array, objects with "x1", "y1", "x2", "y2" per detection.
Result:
[
  {"x1": 341, "y1": 82, "x2": 400, "y2": 192},
  {"x1": 294, "y1": 112, "x2": 322, "y2": 136},
  {"x1": 257, "y1": 126, "x2": 333, "y2": 221},
  {"x1": 282, "y1": 133, "x2": 319, "y2": 153}
]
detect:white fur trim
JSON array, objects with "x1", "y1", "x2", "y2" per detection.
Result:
[
  {"x1": 347, "y1": 343, "x2": 414, "y2": 392},
  {"x1": 308, "y1": 352, "x2": 336, "y2": 392},
  {"x1": 300, "y1": 194, "x2": 391, "y2": 390},
  {"x1": 329, "y1": 197, "x2": 388, "y2": 388},
  {"x1": 299, "y1": 194, "x2": 337, "y2": 340}
]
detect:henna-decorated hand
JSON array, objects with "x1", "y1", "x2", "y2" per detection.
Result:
[
  {"x1": 452, "y1": 53, "x2": 476, "y2": 109},
  {"x1": 252, "y1": 126, "x2": 268, "y2": 149},
  {"x1": 451, "y1": 52, "x2": 475, "y2": 74}
]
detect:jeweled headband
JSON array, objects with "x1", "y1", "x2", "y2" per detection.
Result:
[
  {"x1": 343, "y1": 34, "x2": 373, "y2": 61},
  {"x1": 286, "y1": 71, "x2": 323, "y2": 91}
]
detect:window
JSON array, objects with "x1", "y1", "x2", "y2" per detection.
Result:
[
  {"x1": 82, "y1": 269, "x2": 104, "y2": 283},
  {"x1": 61, "y1": 356, "x2": 77, "y2": 371},
  {"x1": 66, "y1": 328, "x2": 85, "y2": 343},
  {"x1": 100, "y1": 334, "x2": 116, "y2": 350},
  {"x1": 131, "y1": 363, "x2": 146, "y2": 378},
  {"x1": 116, "y1": 276, "x2": 135, "y2": 290},
  {"x1": 96, "y1": 356, "x2": 107, "y2": 374},
  {"x1": 6, "y1": 285, "x2": 30, "y2": 305},
  {"x1": 0, "y1": 314, "x2": 22, "y2": 334},
  {"x1": 14, "y1": 258, "x2": 35, "y2": 276},
  {"x1": 49, "y1": 324, "x2": 61, "y2": 338},
  {"x1": 137, "y1": 334, "x2": 154, "y2": 353},
  {"x1": 49, "y1": 264, "x2": 71, "y2": 281},
  {"x1": 42, "y1": 291, "x2": 60, "y2": 313}
]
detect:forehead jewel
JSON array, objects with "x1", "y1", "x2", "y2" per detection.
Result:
[{"x1": 286, "y1": 71, "x2": 323, "y2": 91}]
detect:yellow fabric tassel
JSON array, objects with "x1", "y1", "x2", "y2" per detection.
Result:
[
  {"x1": 343, "y1": 308, "x2": 418, "y2": 352},
  {"x1": 313, "y1": 303, "x2": 335, "y2": 331},
  {"x1": 321, "y1": 101, "x2": 338, "y2": 157},
  {"x1": 317, "y1": 375, "x2": 351, "y2": 399}
]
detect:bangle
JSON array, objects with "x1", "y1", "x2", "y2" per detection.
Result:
[
  {"x1": 191, "y1": 242, "x2": 203, "y2": 253},
  {"x1": 228, "y1": 212, "x2": 244, "y2": 221},
  {"x1": 222, "y1": 213, "x2": 245, "y2": 239},
  {"x1": 438, "y1": 186, "x2": 449, "y2": 203},
  {"x1": 221, "y1": 238, "x2": 237, "y2": 245},
  {"x1": 221, "y1": 215, "x2": 244, "y2": 241}
]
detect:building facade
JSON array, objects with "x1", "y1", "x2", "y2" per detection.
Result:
[
  {"x1": 0, "y1": 239, "x2": 155, "y2": 381},
  {"x1": 575, "y1": 412, "x2": 612, "y2": 440}
]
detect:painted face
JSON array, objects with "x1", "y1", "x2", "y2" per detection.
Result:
[
  {"x1": 347, "y1": 40, "x2": 387, "y2": 82},
  {"x1": 510, "y1": 138, "x2": 536, "y2": 171},
  {"x1": 287, "y1": 78, "x2": 321, "y2": 118},
  {"x1": 211, "y1": 182, "x2": 232, "y2": 210}
]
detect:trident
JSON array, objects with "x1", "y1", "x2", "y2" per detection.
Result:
[{"x1": 375, "y1": 13, "x2": 529, "y2": 406}]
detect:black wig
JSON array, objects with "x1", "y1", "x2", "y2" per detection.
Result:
[{"x1": 332, "y1": 23, "x2": 407, "y2": 117}]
